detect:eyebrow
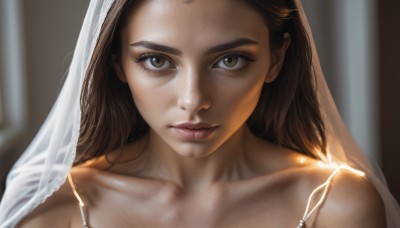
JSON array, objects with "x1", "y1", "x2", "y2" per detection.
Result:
[
  {"x1": 129, "y1": 38, "x2": 259, "y2": 56},
  {"x1": 130, "y1": 40, "x2": 182, "y2": 55},
  {"x1": 205, "y1": 38, "x2": 259, "y2": 55}
]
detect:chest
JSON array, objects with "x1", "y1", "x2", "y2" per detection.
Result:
[{"x1": 70, "y1": 183, "x2": 306, "y2": 228}]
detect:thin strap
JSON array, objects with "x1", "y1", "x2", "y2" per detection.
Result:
[
  {"x1": 67, "y1": 172, "x2": 90, "y2": 228},
  {"x1": 296, "y1": 164, "x2": 365, "y2": 228}
]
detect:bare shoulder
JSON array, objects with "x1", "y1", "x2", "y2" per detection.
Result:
[
  {"x1": 252, "y1": 139, "x2": 386, "y2": 227},
  {"x1": 18, "y1": 167, "x2": 93, "y2": 228},
  {"x1": 234, "y1": 137, "x2": 386, "y2": 227},
  {"x1": 308, "y1": 167, "x2": 386, "y2": 227},
  {"x1": 248, "y1": 139, "x2": 386, "y2": 227}
]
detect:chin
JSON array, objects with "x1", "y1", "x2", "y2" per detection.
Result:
[
  {"x1": 177, "y1": 150, "x2": 214, "y2": 159},
  {"x1": 172, "y1": 142, "x2": 219, "y2": 159}
]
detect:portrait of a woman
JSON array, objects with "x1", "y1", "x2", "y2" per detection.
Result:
[{"x1": 0, "y1": 0, "x2": 399, "y2": 227}]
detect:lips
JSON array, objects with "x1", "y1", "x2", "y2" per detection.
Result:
[{"x1": 171, "y1": 122, "x2": 218, "y2": 140}]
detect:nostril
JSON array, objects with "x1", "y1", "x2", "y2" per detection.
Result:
[{"x1": 177, "y1": 93, "x2": 211, "y2": 113}]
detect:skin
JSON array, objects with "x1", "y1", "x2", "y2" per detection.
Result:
[
  {"x1": 19, "y1": 0, "x2": 386, "y2": 227},
  {"x1": 113, "y1": 0, "x2": 287, "y2": 192}
]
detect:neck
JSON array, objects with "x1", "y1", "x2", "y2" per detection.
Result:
[{"x1": 143, "y1": 125, "x2": 256, "y2": 192}]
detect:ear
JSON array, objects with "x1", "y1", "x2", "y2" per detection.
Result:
[
  {"x1": 112, "y1": 54, "x2": 128, "y2": 83},
  {"x1": 265, "y1": 32, "x2": 291, "y2": 83}
]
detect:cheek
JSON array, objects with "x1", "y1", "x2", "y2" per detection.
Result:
[
  {"x1": 214, "y1": 68, "x2": 267, "y2": 120},
  {"x1": 222, "y1": 82, "x2": 263, "y2": 123},
  {"x1": 128, "y1": 80, "x2": 170, "y2": 112},
  {"x1": 121, "y1": 56, "x2": 172, "y2": 110},
  {"x1": 124, "y1": 70, "x2": 173, "y2": 120}
]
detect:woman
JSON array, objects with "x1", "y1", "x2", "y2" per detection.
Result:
[{"x1": 1, "y1": 0, "x2": 398, "y2": 227}]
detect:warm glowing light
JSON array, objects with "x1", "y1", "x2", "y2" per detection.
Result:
[
  {"x1": 297, "y1": 156, "x2": 307, "y2": 165},
  {"x1": 338, "y1": 164, "x2": 366, "y2": 177},
  {"x1": 300, "y1": 161, "x2": 366, "y2": 224},
  {"x1": 316, "y1": 161, "x2": 366, "y2": 177},
  {"x1": 311, "y1": 148, "x2": 366, "y2": 177},
  {"x1": 316, "y1": 161, "x2": 327, "y2": 167}
]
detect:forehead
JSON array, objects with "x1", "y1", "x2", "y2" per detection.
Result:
[{"x1": 122, "y1": 0, "x2": 269, "y2": 48}]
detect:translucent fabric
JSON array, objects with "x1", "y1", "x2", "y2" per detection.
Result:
[
  {"x1": 0, "y1": 0, "x2": 114, "y2": 226},
  {"x1": 0, "y1": 0, "x2": 399, "y2": 227}
]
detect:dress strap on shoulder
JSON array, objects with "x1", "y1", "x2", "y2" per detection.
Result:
[
  {"x1": 296, "y1": 164, "x2": 365, "y2": 228},
  {"x1": 67, "y1": 172, "x2": 90, "y2": 228}
]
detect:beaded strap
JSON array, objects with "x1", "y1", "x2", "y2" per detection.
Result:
[
  {"x1": 296, "y1": 165, "x2": 365, "y2": 227},
  {"x1": 68, "y1": 173, "x2": 90, "y2": 228}
]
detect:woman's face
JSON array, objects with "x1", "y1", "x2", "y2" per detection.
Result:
[{"x1": 117, "y1": 0, "x2": 281, "y2": 158}]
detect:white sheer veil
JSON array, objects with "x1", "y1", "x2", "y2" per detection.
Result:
[
  {"x1": 0, "y1": 0, "x2": 114, "y2": 226},
  {"x1": 0, "y1": 0, "x2": 399, "y2": 227}
]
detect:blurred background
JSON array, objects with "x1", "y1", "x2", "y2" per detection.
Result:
[{"x1": 0, "y1": 0, "x2": 399, "y2": 202}]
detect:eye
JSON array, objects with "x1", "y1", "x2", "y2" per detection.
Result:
[
  {"x1": 222, "y1": 56, "x2": 239, "y2": 67},
  {"x1": 136, "y1": 54, "x2": 175, "y2": 71},
  {"x1": 145, "y1": 56, "x2": 172, "y2": 70},
  {"x1": 214, "y1": 54, "x2": 254, "y2": 71}
]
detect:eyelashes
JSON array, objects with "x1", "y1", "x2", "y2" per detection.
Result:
[
  {"x1": 134, "y1": 52, "x2": 257, "y2": 75},
  {"x1": 214, "y1": 53, "x2": 256, "y2": 72},
  {"x1": 134, "y1": 54, "x2": 175, "y2": 73}
]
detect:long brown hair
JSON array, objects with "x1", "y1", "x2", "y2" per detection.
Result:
[
  {"x1": 245, "y1": 0, "x2": 327, "y2": 158},
  {"x1": 76, "y1": 0, "x2": 326, "y2": 164}
]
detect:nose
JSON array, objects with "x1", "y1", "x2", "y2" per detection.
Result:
[{"x1": 177, "y1": 68, "x2": 211, "y2": 114}]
